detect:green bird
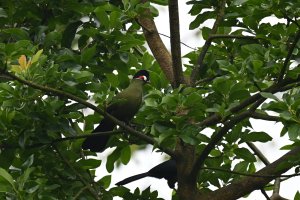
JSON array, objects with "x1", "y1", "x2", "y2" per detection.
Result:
[{"x1": 82, "y1": 70, "x2": 150, "y2": 152}]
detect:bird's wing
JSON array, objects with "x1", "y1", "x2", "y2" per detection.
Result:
[{"x1": 106, "y1": 97, "x2": 128, "y2": 115}]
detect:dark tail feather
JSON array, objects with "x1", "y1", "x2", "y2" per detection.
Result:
[
  {"x1": 116, "y1": 172, "x2": 149, "y2": 186},
  {"x1": 81, "y1": 118, "x2": 115, "y2": 152}
]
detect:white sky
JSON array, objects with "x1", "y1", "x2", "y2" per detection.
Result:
[{"x1": 95, "y1": 2, "x2": 300, "y2": 200}]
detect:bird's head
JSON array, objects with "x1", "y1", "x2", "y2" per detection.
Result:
[{"x1": 133, "y1": 70, "x2": 150, "y2": 83}]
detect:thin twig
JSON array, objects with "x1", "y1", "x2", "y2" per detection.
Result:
[
  {"x1": 277, "y1": 29, "x2": 300, "y2": 82},
  {"x1": 191, "y1": 98, "x2": 266, "y2": 181},
  {"x1": 247, "y1": 142, "x2": 270, "y2": 165},
  {"x1": 191, "y1": 110, "x2": 254, "y2": 181},
  {"x1": 247, "y1": 141, "x2": 285, "y2": 199},
  {"x1": 261, "y1": 189, "x2": 271, "y2": 200},
  {"x1": 53, "y1": 145, "x2": 100, "y2": 199},
  {"x1": 190, "y1": 0, "x2": 226, "y2": 85},
  {"x1": 32, "y1": 130, "x2": 122, "y2": 149},
  {"x1": 197, "y1": 76, "x2": 300, "y2": 129},
  {"x1": 203, "y1": 147, "x2": 300, "y2": 200},
  {"x1": 195, "y1": 74, "x2": 221, "y2": 85},
  {"x1": 135, "y1": 25, "x2": 197, "y2": 50},
  {"x1": 72, "y1": 185, "x2": 89, "y2": 200},
  {"x1": 209, "y1": 34, "x2": 257, "y2": 41},
  {"x1": 202, "y1": 166, "x2": 300, "y2": 178},
  {"x1": 251, "y1": 112, "x2": 280, "y2": 122}
]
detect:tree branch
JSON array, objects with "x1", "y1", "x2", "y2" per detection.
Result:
[
  {"x1": 190, "y1": 78, "x2": 300, "y2": 181},
  {"x1": 138, "y1": 0, "x2": 175, "y2": 86},
  {"x1": 247, "y1": 142, "x2": 288, "y2": 200},
  {"x1": 2, "y1": 71, "x2": 176, "y2": 157},
  {"x1": 53, "y1": 145, "x2": 100, "y2": 200},
  {"x1": 202, "y1": 166, "x2": 300, "y2": 179},
  {"x1": 33, "y1": 131, "x2": 123, "y2": 149},
  {"x1": 247, "y1": 142, "x2": 273, "y2": 199},
  {"x1": 277, "y1": 29, "x2": 300, "y2": 82},
  {"x1": 168, "y1": 0, "x2": 184, "y2": 87},
  {"x1": 209, "y1": 34, "x2": 258, "y2": 41},
  {"x1": 200, "y1": 146, "x2": 300, "y2": 200},
  {"x1": 191, "y1": 109, "x2": 254, "y2": 181},
  {"x1": 251, "y1": 112, "x2": 280, "y2": 122},
  {"x1": 197, "y1": 76, "x2": 300, "y2": 129},
  {"x1": 246, "y1": 142, "x2": 270, "y2": 165},
  {"x1": 190, "y1": 0, "x2": 226, "y2": 85},
  {"x1": 191, "y1": 99, "x2": 265, "y2": 181}
]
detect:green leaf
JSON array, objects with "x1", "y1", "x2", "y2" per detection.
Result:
[
  {"x1": 99, "y1": 175, "x2": 111, "y2": 189},
  {"x1": 241, "y1": 132, "x2": 273, "y2": 143},
  {"x1": 120, "y1": 146, "x2": 131, "y2": 165},
  {"x1": 72, "y1": 70, "x2": 94, "y2": 83},
  {"x1": 288, "y1": 124, "x2": 300, "y2": 140},
  {"x1": 3, "y1": 28, "x2": 30, "y2": 40},
  {"x1": 106, "y1": 149, "x2": 121, "y2": 173},
  {"x1": 106, "y1": 73, "x2": 119, "y2": 87},
  {"x1": 183, "y1": 92, "x2": 202, "y2": 107},
  {"x1": 22, "y1": 154, "x2": 34, "y2": 168},
  {"x1": 189, "y1": 11, "x2": 215, "y2": 30},
  {"x1": 0, "y1": 8, "x2": 8, "y2": 18},
  {"x1": 161, "y1": 95, "x2": 178, "y2": 109},
  {"x1": 150, "y1": 0, "x2": 168, "y2": 5},
  {"x1": 260, "y1": 92, "x2": 280, "y2": 101},
  {"x1": 44, "y1": 31, "x2": 62, "y2": 48},
  {"x1": 31, "y1": 49, "x2": 43, "y2": 64},
  {"x1": 110, "y1": 11, "x2": 122, "y2": 29},
  {"x1": 81, "y1": 45, "x2": 96, "y2": 64},
  {"x1": 234, "y1": 148, "x2": 256, "y2": 162},
  {"x1": 233, "y1": 161, "x2": 249, "y2": 173},
  {"x1": 94, "y1": 7, "x2": 109, "y2": 29},
  {"x1": 212, "y1": 77, "x2": 231, "y2": 95},
  {"x1": 0, "y1": 83, "x2": 15, "y2": 94},
  {"x1": 76, "y1": 159, "x2": 101, "y2": 169},
  {"x1": 294, "y1": 191, "x2": 300, "y2": 200},
  {"x1": 0, "y1": 168, "x2": 17, "y2": 192},
  {"x1": 18, "y1": 167, "x2": 35, "y2": 191}
]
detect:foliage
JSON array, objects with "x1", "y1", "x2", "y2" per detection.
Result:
[{"x1": 0, "y1": 0, "x2": 299, "y2": 199}]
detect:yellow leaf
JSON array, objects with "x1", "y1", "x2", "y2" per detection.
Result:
[
  {"x1": 18, "y1": 55, "x2": 27, "y2": 70},
  {"x1": 11, "y1": 65, "x2": 22, "y2": 73}
]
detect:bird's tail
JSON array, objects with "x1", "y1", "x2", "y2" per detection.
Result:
[
  {"x1": 81, "y1": 118, "x2": 115, "y2": 152},
  {"x1": 116, "y1": 172, "x2": 149, "y2": 186}
]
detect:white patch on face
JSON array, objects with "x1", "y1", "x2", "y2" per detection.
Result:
[
  {"x1": 136, "y1": 75, "x2": 147, "y2": 81},
  {"x1": 141, "y1": 75, "x2": 147, "y2": 81}
]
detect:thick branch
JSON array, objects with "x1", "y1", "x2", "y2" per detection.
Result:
[
  {"x1": 168, "y1": 0, "x2": 184, "y2": 87},
  {"x1": 138, "y1": 0, "x2": 175, "y2": 86},
  {"x1": 201, "y1": 146, "x2": 300, "y2": 200},
  {"x1": 2, "y1": 71, "x2": 175, "y2": 157},
  {"x1": 190, "y1": 0, "x2": 226, "y2": 85}
]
